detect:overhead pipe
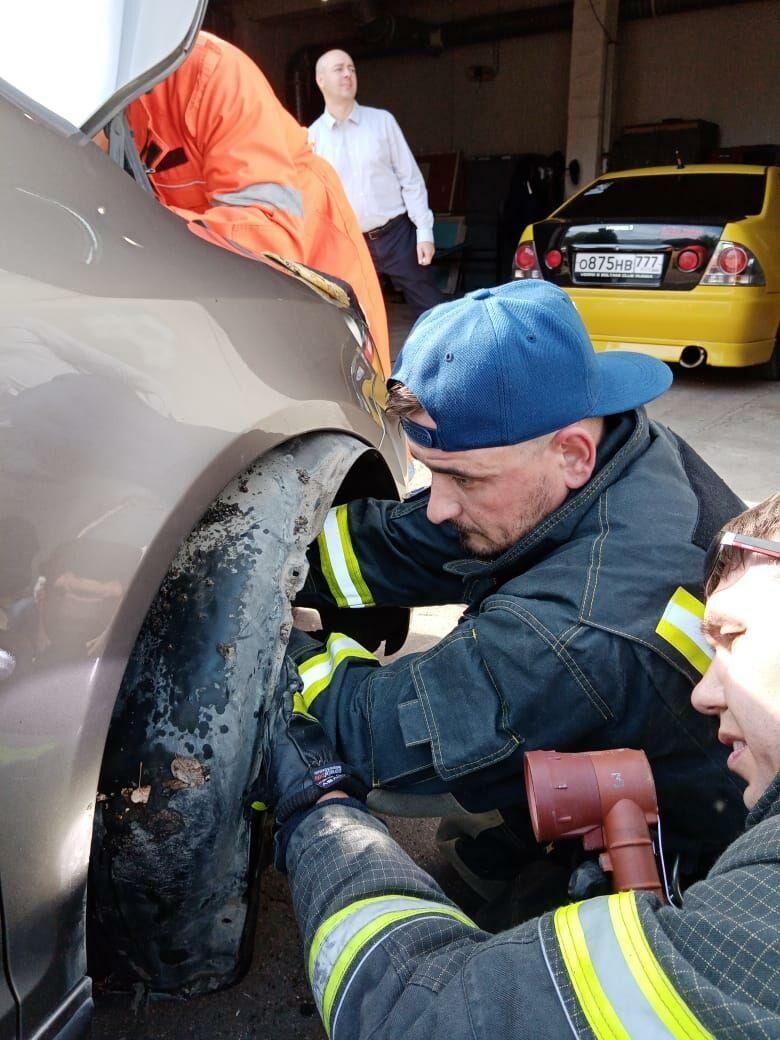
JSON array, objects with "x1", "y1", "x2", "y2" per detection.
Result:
[
  {"x1": 620, "y1": 0, "x2": 759, "y2": 18},
  {"x1": 438, "y1": 3, "x2": 575, "y2": 47}
]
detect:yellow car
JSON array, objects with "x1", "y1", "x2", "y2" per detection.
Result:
[{"x1": 513, "y1": 164, "x2": 780, "y2": 378}]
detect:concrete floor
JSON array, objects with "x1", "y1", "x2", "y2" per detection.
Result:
[
  {"x1": 645, "y1": 365, "x2": 780, "y2": 505},
  {"x1": 92, "y1": 302, "x2": 780, "y2": 1040}
]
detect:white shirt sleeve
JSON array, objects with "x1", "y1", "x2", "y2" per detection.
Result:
[{"x1": 384, "y1": 114, "x2": 434, "y2": 243}]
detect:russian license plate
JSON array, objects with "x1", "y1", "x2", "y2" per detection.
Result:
[{"x1": 573, "y1": 252, "x2": 664, "y2": 281}]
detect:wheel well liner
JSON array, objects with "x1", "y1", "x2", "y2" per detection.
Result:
[{"x1": 89, "y1": 433, "x2": 403, "y2": 994}]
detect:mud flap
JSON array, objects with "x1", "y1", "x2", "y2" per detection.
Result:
[{"x1": 89, "y1": 435, "x2": 376, "y2": 995}]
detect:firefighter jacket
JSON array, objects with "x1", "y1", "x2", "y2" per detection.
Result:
[
  {"x1": 291, "y1": 408, "x2": 747, "y2": 867},
  {"x1": 126, "y1": 32, "x2": 390, "y2": 373},
  {"x1": 285, "y1": 772, "x2": 780, "y2": 1040}
]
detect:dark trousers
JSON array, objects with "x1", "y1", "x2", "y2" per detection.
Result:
[{"x1": 365, "y1": 214, "x2": 445, "y2": 318}]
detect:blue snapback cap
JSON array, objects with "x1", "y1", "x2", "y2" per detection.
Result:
[{"x1": 391, "y1": 279, "x2": 672, "y2": 451}]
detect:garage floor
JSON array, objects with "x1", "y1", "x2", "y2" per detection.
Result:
[{"x1": 92, "y1": 301, "x2": 780, "y2": 1040}]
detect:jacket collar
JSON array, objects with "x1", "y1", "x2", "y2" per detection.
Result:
[
  {"x1": 323, "y1": 101, "x2": 361, "y2": 129},
  {"x1": 746, "y1": 772, "x2": 780, "y2": 829},
  {"x1": 445, "y1": 408, "x2": 646, "y2": 581}
]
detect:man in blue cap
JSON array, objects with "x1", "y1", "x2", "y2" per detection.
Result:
[{"x1": 282, "y1": 279, "x2": 746, "y2": 909}]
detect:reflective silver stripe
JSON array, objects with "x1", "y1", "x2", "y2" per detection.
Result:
[
  {"x1": 578, "y1": 898, "x2": 678, "y2": 1039},
  {"x1": 309, "y1": 895, "x2": 475, "y2": 1036},
  {"x1": 156, "y1": 179, "x2": 207, "y2": 189},
  {"x1": 317, "y1": 506, "x2": 374, "y2": 608},
  {"x1": 662, "y1": 601, "x2": 711, "y2": 656},
  {"x1": 552, "y1": 894, "x2": 714, "y2": 1040},
  {"x1": 656, "y1": 586, "x2": 713, "y2": 676},
  {"x1": 213, "y1": 182, "x2": 304, "y2": 218},
  {"x1": 310, "y1": 896, "x2": 434, "y2": 1005}
]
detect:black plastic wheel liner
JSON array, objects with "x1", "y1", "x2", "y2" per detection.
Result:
[{"x1": 88, "y1": 434, "x2": 383, "y2": 995}]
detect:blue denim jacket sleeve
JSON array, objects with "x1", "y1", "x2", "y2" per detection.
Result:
[
  {"x1": 287, "y1": 596, "x2": 620, "y2": 800},
  {"x1": 298, "y1": 492, "x2": 466, "y2": 610}
]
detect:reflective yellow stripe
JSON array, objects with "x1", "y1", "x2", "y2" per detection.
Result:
[
  {"x1": 668, "y1": 586, "x2": 705, "y2": 619},
  {"x1": 316, "y1": 506, "x2": 375, "y2": 608},
  {"x1": 295, "y1": 633, "x2": 376, "y2": 716},
  {"x1": 290, "y1": 697, "x2": 317, "y2": 721},
  {"x1": 308, "y1": 895, "x2": 476, "y2": 1037},
  {"x1": 554, "y1": 903, "x2": 631, "y2": 1040},
  {"x1": 656, "y1": 586, "x2": 713, "y2": 676},
  {"x1": 553, "y1": 895, "x2": 714, "y2": 1040},
  {"x1": 335, "y1": 504, "x2": 374, "y2": 607},
  {"x1": 609, "y1": 893, "x2": 713, "y2": 1040}
]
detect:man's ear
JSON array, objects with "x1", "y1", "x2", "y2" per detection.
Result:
[{"x1": 553, "y1": 425, "x2": 599, "y2": 489}]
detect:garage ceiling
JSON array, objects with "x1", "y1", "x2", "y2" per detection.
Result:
[{"x1": 231, "y1": 0, "x2": 558, "y2": 24}]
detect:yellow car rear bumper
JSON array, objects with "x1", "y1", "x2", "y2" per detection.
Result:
[{"x1": 567, "y1": 286, "x2": 779, "y2": 368}]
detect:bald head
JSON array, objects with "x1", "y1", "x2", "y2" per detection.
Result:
[
  {"x1": 315, "y1": 49, "x2": 357, "y2": 111},
  {"x1": 315, "y1": 49, "x2": 353, "y2": 78}
]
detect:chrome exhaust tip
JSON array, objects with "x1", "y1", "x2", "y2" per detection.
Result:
[{"x1": 679, "y1": 345, "x2": 707, "y2": 369}]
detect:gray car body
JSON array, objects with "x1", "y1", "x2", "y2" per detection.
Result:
[{"x1": 0, "y1": 74, "x2": 405, "y2": 1040}]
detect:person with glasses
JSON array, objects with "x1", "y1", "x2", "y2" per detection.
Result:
[
  {"x1": 283, "y1": 278, "x2": 747, "y2": 919},
  {"x1": 259, "y1": 493, "x2": 780, "y2": 1040},
  {"x1": 693, "y1": 500, "x2": 780, "y2": 810}
]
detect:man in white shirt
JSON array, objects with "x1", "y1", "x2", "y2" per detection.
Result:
[{"x1": 310, "y1": 50, "x2": 445, "y2": 319}]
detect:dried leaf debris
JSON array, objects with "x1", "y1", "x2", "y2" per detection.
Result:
[{"x1": 170, "y1": 755, "x2": 208, "y2": 788}]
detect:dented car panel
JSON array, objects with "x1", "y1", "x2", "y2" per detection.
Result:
[{"x1": 0, "y1": 70, "x2": 405, "y2": 1038}]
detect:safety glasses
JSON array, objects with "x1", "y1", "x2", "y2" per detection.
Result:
[{"x1": 705, "y1": 530, "x2": 780, "y2": 594}]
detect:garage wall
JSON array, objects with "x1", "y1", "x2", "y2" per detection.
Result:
[
  {"x1": 239, "y1": 8, "x2": 354, "y2": 103},
  {"x1": 242, "y1": 12, "x2": 571, "y2": 156},
  {"x1": 242, "y1": 0, "x2": 779, "y2": 153},
  {"x1": 356, "y1": 33, "x2": 572, "y2": 155},
  {"x1": 616, "y1": 0, "x2": 780, "y2": 145}
]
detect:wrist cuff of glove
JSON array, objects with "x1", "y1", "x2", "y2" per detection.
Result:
[{"x1": 275, "y1": 768, "x2": 368, "y2": 826}]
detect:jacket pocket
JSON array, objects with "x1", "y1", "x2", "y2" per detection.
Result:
[{"x1": 409, "y1": 624, "x2": 518, "y2": 781}]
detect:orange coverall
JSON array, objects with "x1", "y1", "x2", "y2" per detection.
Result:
[{"x1": 127, "y1": 32, "x2": 390, "y2": 373}]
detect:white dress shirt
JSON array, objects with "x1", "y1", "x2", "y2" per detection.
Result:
[{"x1": 309, "y1": 102, "x2": 434, "y2": 242}]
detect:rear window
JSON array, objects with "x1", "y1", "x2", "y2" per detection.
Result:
[{"x1": 560, "y1": 173, "x2": 766, "y2": 222}]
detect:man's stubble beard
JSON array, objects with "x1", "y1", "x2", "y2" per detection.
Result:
[{"x1": 454, "y1": 474, "x2": 555, "y2": 560}]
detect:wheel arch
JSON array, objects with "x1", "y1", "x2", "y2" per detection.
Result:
[{"x1": 87, "y1": 431, "x2": 403, "y2": 993}]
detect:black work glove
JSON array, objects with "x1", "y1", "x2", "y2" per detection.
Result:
[
  {"x1": 314, "y1": 604, "x2": 410, "y2": 655},
  {"x1": 261, "y1": 655, "x2": 368, "y2": 832}
]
